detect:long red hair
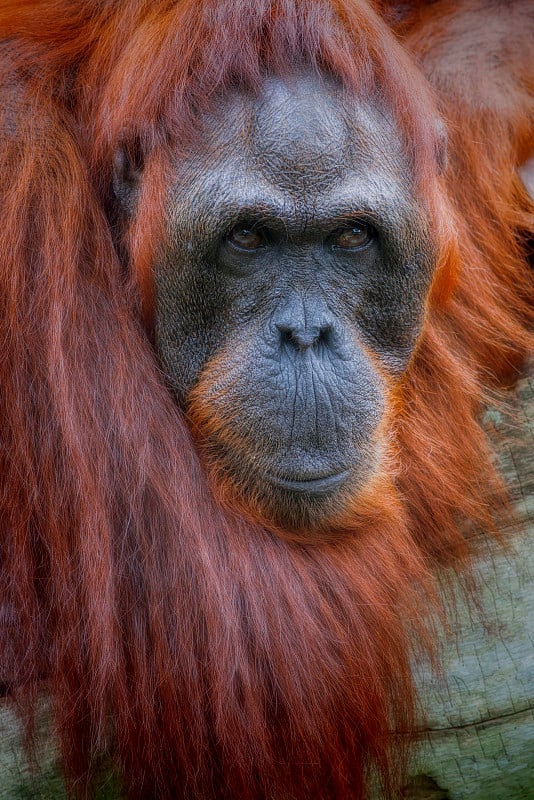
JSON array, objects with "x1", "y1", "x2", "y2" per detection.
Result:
[{"x1": 0, "y1": 1, "x2": 532, "y2": 798}]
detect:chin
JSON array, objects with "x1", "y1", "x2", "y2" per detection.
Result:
[{"x1": 204, "y1": 444, "x2": 390, "y2": 539}]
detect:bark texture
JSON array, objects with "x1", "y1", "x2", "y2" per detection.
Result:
[{"x1": 404, "y1": 370, "x2": 534, "y2": 799}]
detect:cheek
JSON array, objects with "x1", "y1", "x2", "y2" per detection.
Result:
[
  {"x1": 153, "y1": 257, "x2": 230, "y2": 404},
  {"x1": 353, "y1": 237, "x2": 437, "y2": 369},
  {"x1": 358, "y1": 268, "x2": 432, "y2": 367}
]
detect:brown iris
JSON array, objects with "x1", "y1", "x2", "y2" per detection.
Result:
[
  {"x1": 227, "y1": 225, "x2": 265, "y2": 250},
  {"x1": 332, "y1": 222, "x2": 372, "y2": 250}
]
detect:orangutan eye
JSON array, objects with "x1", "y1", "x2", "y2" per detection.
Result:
[
  {"x1": 331, "y1": 222, "x2": 373, "y2": 250},
  {"x1": 227, "y1": 224, "x2": 266, "y2": 251}
]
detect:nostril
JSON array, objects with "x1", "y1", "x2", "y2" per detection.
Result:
[
  {"x1": 277, "y1": 324, "x2": 294, "y2": 346},
  {"x1": 317, "y1": 323, "x2": 333, "y2": 345}
]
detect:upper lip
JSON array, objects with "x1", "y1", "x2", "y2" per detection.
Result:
[{"x1": 267, "y1": 470, "x2": 349, "y2": 494}]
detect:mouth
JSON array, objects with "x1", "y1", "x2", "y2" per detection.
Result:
[{"x1": 267, "y1": 470, "x2": 350, "y2": 495}]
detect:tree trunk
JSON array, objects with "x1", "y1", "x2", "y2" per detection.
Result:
[{"x1": 403, "y1": 371, "x2": 534, "y2": 799}]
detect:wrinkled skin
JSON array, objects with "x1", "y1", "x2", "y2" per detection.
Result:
[{"x1": 115, "y1": 71, "x2": 439, "y2": 532}]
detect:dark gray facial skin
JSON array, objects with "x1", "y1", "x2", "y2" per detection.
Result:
[{"x1": 114, "y1": 70, "x2": 439, "y2": 532}]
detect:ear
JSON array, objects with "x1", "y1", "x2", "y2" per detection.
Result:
[
  {"x1": 518, "y1": 154, "x2": 534, "y2": 201},
  {"x1": 112, "y1": 140, "x2": 144, "y2": 215}
]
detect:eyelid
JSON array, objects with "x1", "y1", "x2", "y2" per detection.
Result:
[{"x1": 331, "y1": 215, "x2": 374, "y2": 230}]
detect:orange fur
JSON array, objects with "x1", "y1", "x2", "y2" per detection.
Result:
[{"x1": 0, "y1": 2, "x2": 533, "y2": 798}]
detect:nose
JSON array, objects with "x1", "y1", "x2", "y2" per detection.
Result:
[
  {"x1": 276, "y1": 322, "x2": 333, "y2": 351},
  {"x1": 273, "y1": 293, "x2": 335, "y2": 353}
]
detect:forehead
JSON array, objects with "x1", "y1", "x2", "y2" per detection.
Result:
[
  {"x1": 169, "y1": 72, "x2": 413, "y2": 225},
  {"x1": 241, "y1": 74, "x2": 359, "y2": 187},
  {"x1": 186, "y1": 72, "x2": 404, "y2": 189}
]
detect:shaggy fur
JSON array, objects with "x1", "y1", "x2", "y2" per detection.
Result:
[{"x1": 0, "y1": 1, "x2": 532, "y2": 798}]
